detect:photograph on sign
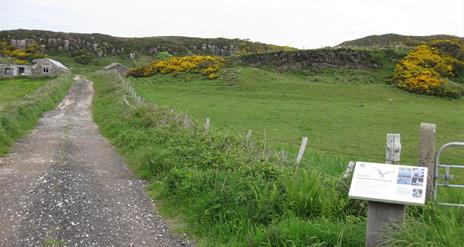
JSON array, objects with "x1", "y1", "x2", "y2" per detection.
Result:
[{"x1": 348, "y1": 162, "x2": 428, "y2": 206}]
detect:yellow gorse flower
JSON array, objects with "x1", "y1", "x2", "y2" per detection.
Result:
[
  {"x1": 393, "y1": 43, "x2": 456, "y2": 95},
  {"x1": 128, "y1": 55, "x2": 224, "y2": 79}
]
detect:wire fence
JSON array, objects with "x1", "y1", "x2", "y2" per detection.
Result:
[{"x1": 105, "y1": 71, "x2": 378, "y2": 170}]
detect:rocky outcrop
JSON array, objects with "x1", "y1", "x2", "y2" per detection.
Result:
[
  {"x1": 0, "y1": 29, "x2": 285, "y2": 57},
  {"x1": 239, "y1": 49, "x2": 377, "y2": 69}
]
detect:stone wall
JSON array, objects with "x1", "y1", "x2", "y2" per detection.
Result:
[{"x1": 239, "y1": 49, "x2": 377, "y2": 70}]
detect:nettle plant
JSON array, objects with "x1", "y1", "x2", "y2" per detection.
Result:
[
  {"x1": 393, "y1": 41, "x2": 464, "y2": 98},
  {"x1": 128, "y1": 55, "x2": 224, "y2": 80}
]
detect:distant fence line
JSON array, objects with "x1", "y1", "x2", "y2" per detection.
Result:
[{"x1": 107, "y1": 71, "x2": 383, "y2": 165}]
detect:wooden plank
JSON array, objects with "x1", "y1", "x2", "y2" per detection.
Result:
[
  {"x1": 365, "y1": 134, "x2": 405, "y2": 247},
  {"x1": 418, "y1": 123, "x2": 436, "y2": 201},
  {"x1": 386, "y1": 134, "x2": 401, "y2": 164},
  {"x1": 366, "y1": 201, "x2": 405, "y2": 246}
]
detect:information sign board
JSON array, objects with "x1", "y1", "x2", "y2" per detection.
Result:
[{"x1": 349, "y1": 162, "x2": 427, "y2": 206}]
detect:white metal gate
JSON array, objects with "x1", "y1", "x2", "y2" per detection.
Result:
[{"x1": 434, "y1": 142, "x2": 464, "y2": 207}]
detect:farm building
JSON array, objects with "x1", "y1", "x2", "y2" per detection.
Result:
[
  {"x1": 0, "y1": 58, "x2": 70, "y2": 78},
  {"x1": 102, "y1": 63, "x2": 129, "y2": 76}
]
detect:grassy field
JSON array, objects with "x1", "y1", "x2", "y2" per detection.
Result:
[
  {"x1": 130, "y1": 66, "x2": 464, "y2": 165},
  {"x1": 0, "y1": 77, "x2": 48, "y2": 103},
  {"x1": 92, "y1": 71, "x2": 464, "y2": 246}
]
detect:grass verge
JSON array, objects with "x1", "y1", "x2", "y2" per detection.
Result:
[
  {"x1": 0, "y1": 74, "x2": 73, "y2": 154},
  {"x1": 0, "y1": 76, "x2": 48, "y2": 103}
]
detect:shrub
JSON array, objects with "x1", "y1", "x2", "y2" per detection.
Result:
[
  {"x1": 0, "y1": 41, "x2": 46, "y2": 62},
  {"x1": 154, "y1": 51, "x2": 173, "y2": 61},
  {"x1": 393, "y1": 43, "x2": 464, "y2": 97},
  {"x1": 207, "y1": 73, "x2": 219, "y2": 80},
  {"x1": 127, "y1": 55, "x2": 224, "y2": 79},
  {"x1": 72, "y1": 50, "x2": 94, "y2": 64},
  {"x1": 13, "y1": 59, "x2": 29, "y2": 65}
]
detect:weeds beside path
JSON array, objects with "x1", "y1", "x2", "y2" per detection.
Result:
[
  {"x1": 0, "y1": 75, "x2": 73, "y2": 154},
  {"x1": 0, "y1": 76, "x2": 189, "y2": 246}
]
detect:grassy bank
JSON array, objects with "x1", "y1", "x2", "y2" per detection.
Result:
[
  {"x1": 0, "y1": 75, "x2": 73, "y2": 154},
  {"x1": 92, "y1": 72, "x2": 464, "y2": 246}
]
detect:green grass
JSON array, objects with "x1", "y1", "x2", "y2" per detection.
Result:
[
  {"x1": 92, "y1": 71, "x2": 464, "y2": 246},
  {"x1": 0, "y1": 77, "x2": 48, "y2": 103},
  {"x1": 92, "y1": 72, "x2": 367, "y2": 246},
  {"x1": 0, "y1": 75, "x2": 73, "y2": 154},
  {"x1": 130, "y1": 66, "x2": 464, "y2": 165}
]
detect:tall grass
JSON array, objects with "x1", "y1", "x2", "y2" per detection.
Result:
[
  {"x1": 91, "y1": 72, "x2": 464, "y2": 246},
  {"x1": 92, "y1": 72, "x2": 366, "y2": 246},
  {"x1": 378, "y1": 205, "x2": 464, "y2": 247},
  {"x1": 0, "y1": 74, "x2": 73, "y2": 154}
]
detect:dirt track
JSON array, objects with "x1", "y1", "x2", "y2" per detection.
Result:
[{"x1": 0, "y1": 77, "x2": 189, "y2": 247}]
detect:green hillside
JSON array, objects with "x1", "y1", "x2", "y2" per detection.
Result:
[
  {"x1": 339, "y1": 33, "x2": 463, "y2": 48},
  {"x1": 0, "y1": 29, "x2": 295, "y2": 57}
]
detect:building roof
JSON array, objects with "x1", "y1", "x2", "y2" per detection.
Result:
[
  {"x1": 103, "y1": 63, "x2": 128, "y2": 71},
  {"x1": 33, "y1": 58, "x2": 70, "y2": 71}
]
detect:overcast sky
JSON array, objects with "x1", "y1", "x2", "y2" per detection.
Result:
[{"x1": 0, "y1": 0, "x2": 462, "y2": 48}]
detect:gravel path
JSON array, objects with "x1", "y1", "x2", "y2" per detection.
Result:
[{"x1": 0, "y1": 76, "x2": 190, "y2": 247}]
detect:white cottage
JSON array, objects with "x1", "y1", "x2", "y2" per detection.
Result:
[
  {"x1": 102, "y1": 63, "x2": 129, "y2": 76},
  {"x1": 31, "y1": 58, "x2": 70, "y2": 76},
  {"x1": 0, "y1": 64, "x2": 32, "y2": 77},
  {"x1": 0, "y1": 58, "x2": 70, "y2": 78}
]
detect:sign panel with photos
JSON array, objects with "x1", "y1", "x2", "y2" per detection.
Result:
[{"x1": 348, "y1": 162, "x2": 428, "y2": 206}]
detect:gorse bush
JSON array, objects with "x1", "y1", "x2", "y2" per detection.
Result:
[
  {"x1": 393, "y1": 41, "x2": 464, "y2": 97},
  {"x1": 13, "y1": 59, "x2": 29, "y2": 65},
  {"x1": 127, "y1": 55, "x2": 224, "y2": 79},
  {"x1": 0, "y1": 41, "x2": 47, "y2": 64}
]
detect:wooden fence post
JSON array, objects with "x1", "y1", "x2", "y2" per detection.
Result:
[
  {"x1": 365, "y1": 134, "x2": 405, "y2": 247},
  {"x1": 204, "y1": 118, "x2": 210, "y2": 132},
  {"x1": 182, "y1": 114, "x2": 191, "y2": 128},
  {"x1": 418, "y1": 123, "x2": 436, "y2": 201},
  {"x1": 342, "y1": 161, "x2": 356, "y2": 179},
  {"x1": 296, "y1": 137, "x2": 308, "y2": 166},
  {"x1": 246, "y1": 130, "x2": 252, "y2": 140},
  {"x1": 337, "y1": 161, "x2": 356, "y2": 191}
]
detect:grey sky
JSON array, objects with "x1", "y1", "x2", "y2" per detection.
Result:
[{"x1": 0, "y1": 0, "x2": 462, "y2": 48}]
